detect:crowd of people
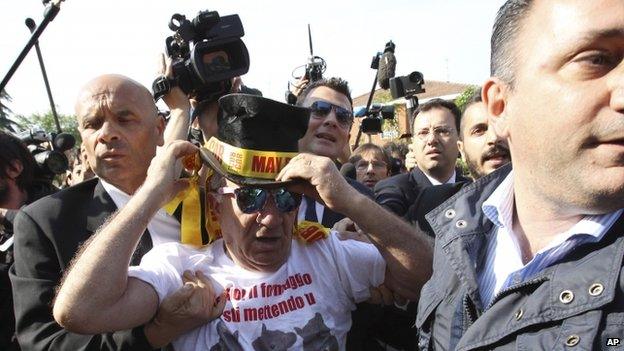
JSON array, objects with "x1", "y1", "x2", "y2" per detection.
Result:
[{"x1": 2, "y1": 0, "x2": 624, "y2": 350}]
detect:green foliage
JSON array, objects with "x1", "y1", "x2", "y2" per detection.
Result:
[
  {"x1": 454, "y1": 85, "x2": 480, "y2": 112},
  {"x1": 372, "y1": 89, "x2": 393, "y2": 104},
  {"x1": 0, "y1": 89, "x2": 20, "y2": 132},
  {"x1": 16, "y1": 110, "x2": 81, "y2": 144}
]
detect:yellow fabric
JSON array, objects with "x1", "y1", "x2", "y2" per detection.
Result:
[
  {"x1": 294, "y1": 220, "x2": 330, "y2": 244},
  {"x1": 205, "y1": 137, "x2": 298, "y2": 179},
  {"x1": 163, "y1": 153, "x2": 204, "y2": 246}
]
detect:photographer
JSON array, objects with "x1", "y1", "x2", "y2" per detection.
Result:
[{"x1": 0, "y1": 130, "x2": 37, "y2": 351}]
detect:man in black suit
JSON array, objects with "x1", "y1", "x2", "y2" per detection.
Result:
[
  {"x1": 9, "y1": 74, "x2": 205, "y2": 350},
  {"x1": 296, "y1": 77, "x2": 372, "y2": 227},
  {"x1": 375, "y1": 98, "x2": 469, "y2": 217}
]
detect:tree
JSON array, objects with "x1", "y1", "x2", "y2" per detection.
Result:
[
  {"x1": 0, "y1": 89, "x2": 20, "y2": 132},
  {"x1": 16, "y1": 110, "x2": 81, "y2": 144},
  {"x1": 454, "y1": 85, "x2": 480, "y2": 112}
]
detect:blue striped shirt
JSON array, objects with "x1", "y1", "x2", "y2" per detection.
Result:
[{"x1": 477, "y1": 170, "x2": 623, "y2": 308}]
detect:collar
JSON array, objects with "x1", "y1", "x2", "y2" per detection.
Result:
[
  {"x1": 423, "y1": 168, "x2": 456, "y2": 186},
  {"x1": 482, "y1": 171, "x2": 515, "y2": 229},
  {"x1": 481, "y1": 169, "x2": 623, "y2": 255},
  {"x1": 100, "y1": 179, "x2": 132, "y2": 210}
]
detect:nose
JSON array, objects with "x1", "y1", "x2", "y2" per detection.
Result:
[
  {"x1": 425, "y1": 131, "x2": 438, "y2": 145},
  {"x1": 366, "y1": 162, "x2": 375, "y2": 174},
  {"x1": 256, "y1": 194, "x2": 284, "y2": 227},
  {"x1": 485, "y1": 125, "x2": 501, "y2": 145},
  {"x1": 608, "y1": 61, "x2": 624, "y2": 113},
  {"x1": 96, "y1": 120, "x2": 120, "y2": 144},
  {"x1": 322, "y1": 109, "x2": 340, "y2": 128}
]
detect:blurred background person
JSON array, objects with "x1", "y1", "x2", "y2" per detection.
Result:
[
  {"x1": 457, "y1": 88, "x2": 510, "y2": 180},
  {"x1": 350, "y1": 143, "x2": 390, "y2": 190}
]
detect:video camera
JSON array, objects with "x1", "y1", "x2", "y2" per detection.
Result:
[
  {"x1": 18, "y1": 129, "x2": 75, "y2": 181},
  {"x1": 162, "y1": 10, "x2": 250, "y2": 102},
  {"x1": 358, "y1": 103, "x2": 395, "y2": 134},
  {"x1": 390, "y1": 71, "x2": 425, "y2": 99}
]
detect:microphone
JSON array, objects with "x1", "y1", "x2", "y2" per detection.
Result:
[
  {"x1": 377, "y1": 41, "x2": 396, "y2": 90},
  {"x1": 53, "y1": 133, "x2": 76, "y2": 151},
  {"x1": 340, "y1": 162, "x2": 356, "y2": 180}
]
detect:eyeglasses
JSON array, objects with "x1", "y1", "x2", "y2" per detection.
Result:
[
  {"x1": 355, "y1": 160, "x2": 387, "y2": 171},
  {"x1": 413, "y1": 126, "x2": 454, "y2": 141},
  {"x1": 218, "y1": 186, "x2": 302, "y2": 214},
  {"x1": 309, "y1": 101, "x2": 353, "y2": 128}
]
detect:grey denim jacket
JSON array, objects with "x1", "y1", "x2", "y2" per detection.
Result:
[{"x1": 416, "y1": 164, "x2": 624, "y2": 350}]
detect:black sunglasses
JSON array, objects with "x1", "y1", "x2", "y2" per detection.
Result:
[
  {"x1": 219, "y1": 187, "x2": 302, "y2": 214},
  {"x1": 310, "y1": 101, "x2": 353, "y2": 127}
]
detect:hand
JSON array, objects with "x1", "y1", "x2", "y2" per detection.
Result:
[
  {"x1": 143, "y1": 140, "x2": 199, "y2": 207},
  {"x1": 368, "y1": 284, "x2": 394, "y2": 305},
  {"x1": 144, "y1": 270, "x2": 226, "y2": 348},
  {"x1": 332, "y1": 218, "x2": 371, "y2": 243},
  {"x1": 276, "y1": 153, "x2": 354, "y2": 213},
  {"x1": 158, "y1": 53, "x2": 190, "y2": 113},
  {"x1": 289, "y1": 77, "x2": 309, "y2": 97},
  {"x1": 405, "y1": 144, "x2": 417, "y2": 171}
]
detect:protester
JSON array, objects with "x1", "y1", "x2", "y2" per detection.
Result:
[
  {"x1": 350, "y1": 143, "x2": 390, "y2": 190},
  {"x1": 53, "y1": 94, "x2": 433, "y2": 350},
  {"x1": 417, "y1": 0, "x2": 624, "y2": 348},
  {"x1": 375, "y1": 99, "x2": 470, "y2": 217},
  {"x1": 457, "y1": 88, "x2": 510, "y2": 180},
  {"x1": 9, "y1": 74, "x2": 207, "y2": 350}
]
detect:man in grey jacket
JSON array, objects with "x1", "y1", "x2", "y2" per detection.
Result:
[{"x1": 417, "y1": 0, "x2": 624, "y2": 349}]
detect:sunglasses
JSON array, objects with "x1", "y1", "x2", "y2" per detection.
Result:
[
  {"x1": 309, "y1": 101, "x2": 353, "y2": 128},
  {"x1": 219, "y1": 186, "x2": 302, "y2": 214}
]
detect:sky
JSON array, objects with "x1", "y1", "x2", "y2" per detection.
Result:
[{"x1": 0, "y1": 0, "x2": 505, "y2": 118}]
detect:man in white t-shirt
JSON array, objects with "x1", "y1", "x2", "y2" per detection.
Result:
[{"x1": 53, "y1": 95, "x2": 431, "y2": 350}]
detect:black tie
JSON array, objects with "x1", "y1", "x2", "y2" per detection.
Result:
[
  {"x1": 130, "y1": 230, "x2": 153, "y2": 265},
  {"x1": 304, "y1": 196, "x2": 318, "y2": 222}
]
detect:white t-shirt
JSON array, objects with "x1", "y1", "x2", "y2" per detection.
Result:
[{"x1": 128, "y1": 232, "x2": 385, "y2": 351}]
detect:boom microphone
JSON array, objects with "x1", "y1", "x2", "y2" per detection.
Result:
[
  {"x1": 53, "y1": 133, "x2": 76, "y2": 151},
  {"x1": 377, "y1": 41, "x2": 396, "y2": 90}
]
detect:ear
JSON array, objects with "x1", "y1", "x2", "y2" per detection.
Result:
[
  {"x1": 483, "y1": 77, "x2": 510, "y2": 139},
  {"x1": 457, "y1": 140, "x2": 466, "y2": 162},
  {"x1": 6, "y1": 160, "x2": 24, "y2": 179},
  {"x1": 155, "y1": 113, "x2": 166, "y2": 146}
]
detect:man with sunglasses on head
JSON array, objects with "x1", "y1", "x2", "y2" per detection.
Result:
[
  {"x1": 295, "y1": 77, "x2": 373, "y2": 229},
  {"x1": 54, "y1": 94, "x2": 430, "y2": 350}
]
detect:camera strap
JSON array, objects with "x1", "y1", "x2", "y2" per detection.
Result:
[{"x1": 152, "y1": 76, "x2": 177, "y2": 101}]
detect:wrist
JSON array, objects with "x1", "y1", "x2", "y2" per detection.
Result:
[{"x1": 144, "y1": 321, "x2": 175, "y2": 349}]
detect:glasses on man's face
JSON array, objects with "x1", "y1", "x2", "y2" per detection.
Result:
[
  {"x1": 309, "y1": 101, "x2": 353, "y2": 129},
  {"x1": 355, "y1": 160, "x2": 387, "y2": 171},
  {"x1": 218, "y1": 186, "x2": 302, "y2": 214},
  {"x1": 413, "y1": 126, "x2": 454, "y2": 141}
]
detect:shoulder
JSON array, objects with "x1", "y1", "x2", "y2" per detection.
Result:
[
  {"x1": 22, "y1": 178, "x2": 99, "y2": 217},
  {"x1": 345, "y1": 177, "x2": 373, "y2": 198},
  {"x1": 375, "y1": 172, "x2": 410, "y2": 191}
]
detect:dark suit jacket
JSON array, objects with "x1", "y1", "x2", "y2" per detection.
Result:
[
  {"x1": 9, "y1": 178, "x2": 155, "y2": 351},
  {"x1": 374, "y1": 167, "x2": 469, "y2": 217},
  {"x1": 405, "y1": 182, "x2": 468, "y2": 237}
]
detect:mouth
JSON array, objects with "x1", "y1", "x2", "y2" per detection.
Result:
[
  {"x1": 363, "y1": 179, "x2": 377, "y2": 187},
  {"x1": 482, "y1": 149, "x2": 510, "y2": 165},
  {"x1": 100, "y1": 151, "x2": 125, "y2": 160},
  {"x1": 315, "y1": 132, "x2": 336, "y2": 143},
  {"x1": 426, "y1": 149, "x2": 441, "y2": 156}
]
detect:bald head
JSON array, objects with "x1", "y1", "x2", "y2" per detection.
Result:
[
  {"x1": 75, "y1": 74, "x2": 164, "y2": 194},
  {"x1": 75, "y1": 74, "x2": 157, "y2": 121}
]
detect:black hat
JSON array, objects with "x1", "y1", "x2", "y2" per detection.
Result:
[{"x1": 199, "y1": 94, "x2": 310, "y2": 187}]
